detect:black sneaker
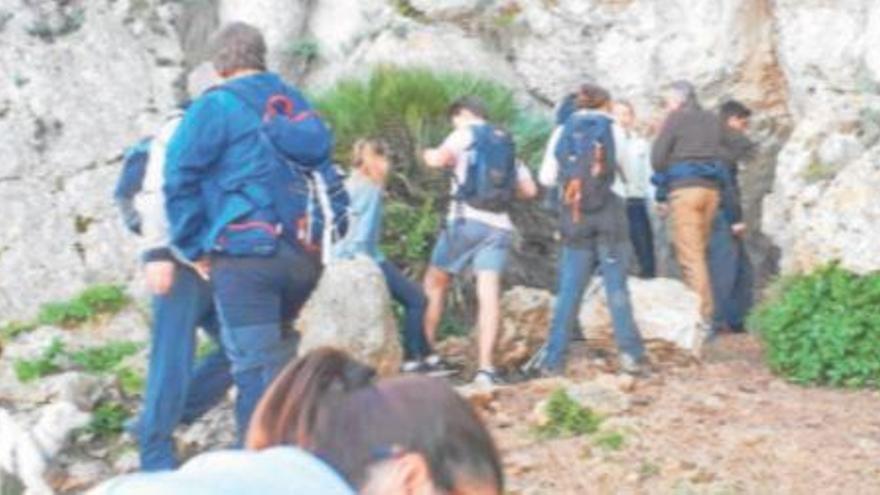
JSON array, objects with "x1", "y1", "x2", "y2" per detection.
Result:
[{"x1": 422, "y1": 354, "x2": 459, "y2": 377}]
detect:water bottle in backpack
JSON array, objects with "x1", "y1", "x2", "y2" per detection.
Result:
[{"x1": 454, "y1": 124, "x2": 518, "y2": 213}]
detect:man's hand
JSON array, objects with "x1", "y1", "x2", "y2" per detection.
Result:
[
  {"x1": 193, "y1": 257, "x2": 212, "y2": 281},
  {"x1": 656, "y1": 202, "x2": 670, "y2": 218},
  {"x1": 422, "y1": 147, "x2": 455, "y2": 168},
  {"x1": 731, "y1": 222, "x2": 748, "y2": 237},
  {"x1": 145, "y1": 261, "x2": 175, "y2": 296}
]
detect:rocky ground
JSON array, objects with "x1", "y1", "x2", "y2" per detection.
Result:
[
  {"x1": 481, "y1": 335, "x2": 880, "y2": 495},
  {"x1": 1, "y1": 331, "x2": 867, "y2": 494}
]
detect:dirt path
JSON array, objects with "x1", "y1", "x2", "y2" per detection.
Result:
[{"x1": 484, "y1": 335, "x2": 880, "y2": 495}]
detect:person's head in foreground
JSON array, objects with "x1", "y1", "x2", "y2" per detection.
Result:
[
  {"x1": 249, "y1": 348, "x2": 504, "y2": 494},
  {"x1": 351, "y1": 138, "x2": 392, "y2": 186},
  {"x1": 719, "y1": 99, "x2": 752, "y2": 133},
  {"x1": 313, "y1": 375, "x2": 504, "y2": 495},
  {"x1": 210, "y1": 21, "x2": 267, "y2": 79},
  {"x1": 447, "y1": 97, "x2": 489, "y2": 129}
]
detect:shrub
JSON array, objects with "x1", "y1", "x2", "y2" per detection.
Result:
[
  {"x1": 69, "y1": 341, "x2": 142, "y2": 374},
  {"x1": 14, "y1": 338, "x2": 66, "y2": 382},
  {"x1": 535, "y1": 388, "x2": 603, "y2": 439},
  {"x1": 85, "y1": 402, "x2": 130, "y2": 440},
  {"x1": 749, "y1": 264, "x2": 880, "y2": 388},
  {"x1": 37, "y1": 284, "x2": 130, "y2": 327},
  {"x1": 0, "y1": 320, "x2": 38, "y2": 341},
  {"x1": 116, "y1": 366, "x2": 145, "y2": 397}
]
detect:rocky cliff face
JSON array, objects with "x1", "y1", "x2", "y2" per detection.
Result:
[{"x1": 2, "y1": 0, "x2": 878, "y2": 317}]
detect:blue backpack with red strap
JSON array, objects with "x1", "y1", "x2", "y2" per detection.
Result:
[{"x1": 213, "y1": 82, "x2": 349, "y2": 259}]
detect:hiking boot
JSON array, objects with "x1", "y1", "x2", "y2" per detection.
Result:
[
  {"x1": 472, "y1": 368, "x2": 504, "y2": 388},
  {"x1": 619, "y1": 353, "x2": 648, "y2": 377},
  {"x1": 400, "y1": 360, "x2": 430, "y2": 374},
  {"x1": 422, "y1": 354, "x2": 458, "y2": 377}
]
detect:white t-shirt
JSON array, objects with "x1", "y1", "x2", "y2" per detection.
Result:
[{"x1": 439, "y1": 123, "x2": 533, "y2": 231}]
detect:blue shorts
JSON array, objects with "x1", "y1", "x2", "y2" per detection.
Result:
[{"x1": 430, "y1": 219, "x2": 513, "y2": 274}]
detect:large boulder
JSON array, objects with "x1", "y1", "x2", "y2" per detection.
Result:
[
  {"x1": 495, "y1": 286, "x2": 554, "y2": 371},
  {"x1": 578, "y1": 277, "x2": 704, "y2": 358},
  {"x1": 296, "y1": 257, "x2": 402, "y2": 376}
]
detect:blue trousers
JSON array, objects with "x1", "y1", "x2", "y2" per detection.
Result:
[
  {"x1": 380, "y1": 261, "x2": 431, "y2": 361},
  {"x1": 542, "y1": 242, "x2": 645, "y2": 372},
  {"x1": 626, "y1": 198, "x2": 656, "y2": 278},
  {"x1": 211, "y1": 242, "x2": 322, "y2": 443},
  {"x1": 709, "y1": 215, "x2": 754, "y2": 330},
  {"x1": 137, "y1": 264, "x2": 233, "y2": 471}
]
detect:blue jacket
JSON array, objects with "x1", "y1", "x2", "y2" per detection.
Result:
[
  {"x1": 332, "y1": 172, "x2": 386, "y2": 263},
  {"x1": 164, "y1": 72, "x2": 315, "y2": 261},
  {"x1": 651, "y1": 160, "x2": 738, "y2": 224}
]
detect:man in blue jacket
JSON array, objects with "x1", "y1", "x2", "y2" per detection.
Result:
[{"x1": 164, "y1": 23, "x2": 331, "y2": 441}]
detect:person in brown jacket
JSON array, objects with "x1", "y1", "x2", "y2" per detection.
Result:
[{"x1": 651, "y1": 81, "x2": 734, "y2": 330}]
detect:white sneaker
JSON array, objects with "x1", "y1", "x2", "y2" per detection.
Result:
[{"x1": 472, "y1": 368, "x2": 504, "y2": 388}]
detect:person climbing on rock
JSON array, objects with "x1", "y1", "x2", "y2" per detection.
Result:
[
  {"x1": 650, "y1": 81, "x2": 735, "y2": 335},
  {"x1": 422, "y1": 96, "x2": 538, "y2": 387},
  {"x1": 612, "y1": 100, "x2": 656, "y2": 279},
  {"x1": 163, "y1": 22, "x2": 348, "y2": 442},
  {"x1": 710, "y1": 99, "x2": 757, "y2": 334},
  {"x1": 333, "y1": 138, "x2": 456, "y2": 375},
  {"x1": 532, "y1": 83, "x2": 646, "y2": 376},
  {"x1": 113, "y1": 62, "x2": 233, "y2": 472}
]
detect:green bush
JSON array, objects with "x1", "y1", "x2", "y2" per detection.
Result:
[
  {"x1": 69, "y1": 341, "x2": 142, "y2": 374},
  {"x1": 37, "y1": 284, "x2": 130, "y2": 327},
  {"x1": 85, "y1": 401, "x2": 130, "y2": 439},
  {"x1": 0, "y1": 320, "x2": 38, "y2": 341},
  {"x1": 14, "y1": 338, "x2": 66, "y2": 382},
  {"x1": 749, "y1": 264, "x2": 880, "y2": 388},
  {"x1": 535, "y1": 388, "x2": 603, "y2": 439}
]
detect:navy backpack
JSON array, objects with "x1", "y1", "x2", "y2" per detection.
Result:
[
  {"x1": 455, "y1": 124, "x2": 518, "y2": 213},
  {"x1": 554, "y1": 113, "x2": 617, "y2": 221},
  {"x1": 213, "y1": 84, "x2": 349, "y2": 258}
]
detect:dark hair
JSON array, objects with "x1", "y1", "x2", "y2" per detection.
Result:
[
  {"x1": 312, "y1": 376, "x2": 504, "y2": 492},
  {"x1": 246, "y1": 348, "x2": 376, "y2": 450},
  {"x1": 448, "y1": 96, "x2": 489, "y2": 120},
  {"x1": 575, "y1": 84, "x2": 611, "y2": 110},
  {"x1": 352, "y1": 138, "x2": 390, "y2": 168},
  {"x1": 720, "y1": 100, "x2": 753, "y2": 121},
  {"x1": 210, "y1": 22, "x2": 267, "y2": 76},
  {"x1": 555, "y1": 93, "x2": 577, "y2": 125}
]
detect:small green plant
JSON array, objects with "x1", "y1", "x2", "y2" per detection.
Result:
[
  {"x1": 438, "y1": 314, "x2": 471, "y2": 340},
  {"x1": 801, "y1": 160, "x2": 838, "y2": 183},
  {"x1": 69, "y1": 341, "x2": 142, "y2": 374},
  {"x1": 37, "y1": 284, "x2": 130, "y2": 327},
  {"x1": 748, "y1": 263, "x2": 880, "y2": 388},
  {"x1": 535, "y1": 388, "x2": 603, "y2": 439},
  {"x1": 594, "y1": 430, "x2": 625, "y2": 451},
  {"x1": 14, "y1": 339, "x2": 66, "y2": 382},
  {"x1": 391, "y1": 0, "x2": 427, "y2": 21},
  {"x1": 86, "y1": 401, "x2": 130, "y2": 439},
  {"x1": 116, "y1": 367, "x2": 145, "y2": 396},
  {"x1": 0, "y1": 320, "x2": 38, "y2": 341},
  {"x1": 285, "y1": 38, "x2": 320, "y2": 62}
]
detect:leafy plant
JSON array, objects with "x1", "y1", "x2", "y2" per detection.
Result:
[
  {"x1": 381, "y1": 198, "x2": 440, "y2": 270},
  {"x1": 116, "y1": 367, "x2": 145, "y2": 396},
  {"x1": 748, "y1": 263, "x2": 880, "y2": 388},
  {"x1": 0, "y1": 320, "x2": 38, "y2": 341},
  {"x1": 594, "y1": 430, "x2": 625, "y2": 451},
  {"x1": 86, "y1": 401, "x2": 130, "y2": 439},
  {"x1": 36, "y1": 284, "x2": 130, "y2": 327},
  {"x1": 69, "y1": 341, "x2": 142, "y2": 374},
  {"x1": 14, "y1": 338, "x2": 66, "y2": 382},
  {"x1": 535, "y1": 388, "x2": 603, "y2": 439}
]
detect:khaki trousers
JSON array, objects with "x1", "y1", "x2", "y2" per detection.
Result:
[{"x1": 669, "y1": 187, "x2": 720, "y2": 321}]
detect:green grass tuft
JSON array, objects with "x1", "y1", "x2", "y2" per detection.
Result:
[
  {"x1": 14, "y1": 338, "x2": 66, "y2": 382},
  {"x1": 535, "y1": 388, "x2": 603, "y2": 439},
  {"x1": 594, "y1": 430, "x2": 626, "y2": 451},
  {"x1": 86, "y1": 402, "x2": 130, "y2": 440},
  {"x1": 36, "y1": 284, "x2": 130, "y2": 328},
  {"x1": 69, "y1": 341, "x2": 142, "y2": 374}
]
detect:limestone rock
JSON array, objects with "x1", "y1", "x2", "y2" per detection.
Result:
[
  {"x1": 494, "y1": 286, "x2": 554, "y2": 370},
  {"x1": 579, "y1": 278, "x2": 703, "y2": 358},
  {"x1": 296, "y1": 257, "x2": 402, "y2": 376}
]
